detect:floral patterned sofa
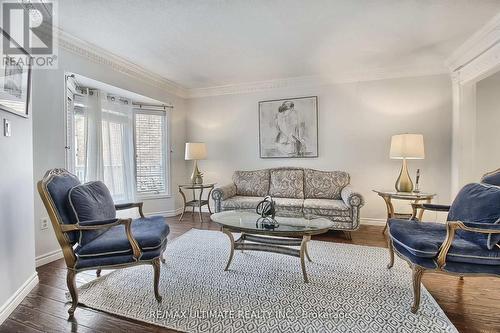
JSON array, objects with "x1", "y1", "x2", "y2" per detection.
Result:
[{"x1": 212, "y1": 167, "x2": 364, "y2": 237}]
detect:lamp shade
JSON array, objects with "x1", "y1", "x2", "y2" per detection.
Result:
[
  {"x1": 390, "y1": 134, "x2": 425, "y2": 159},
  {"x1": 185, "y1": 142, "x2": 207, "y2": 160}
]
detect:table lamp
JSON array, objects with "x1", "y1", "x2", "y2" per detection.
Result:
[
  {"x1": 185, "y1": 142, "x2": 207, "y2": 184},
  {"x1": 390, "y1": 134, "x2": 424, "y2": 192}
]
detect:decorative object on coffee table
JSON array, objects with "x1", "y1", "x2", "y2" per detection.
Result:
[
  {"x1": 373, "y1": 190, "x2": 436, "y2": 234},
  {"x1": 185, "y1": 142, "x2": 207, "y2": 184},
  {"x1": 178, "y1": 183, "x2": 215, "y2": 222},
  {"x1": 259, "y1": 96, "x2": 318, "y2": 158},
  {"x1": 211, "y1": 210, "x2": 333, "y2": 283},
  {"x1": 390, "y1": 134, "x2": 425, "y2": 192},
  {"x1": 256, "y1": 195, "x2": 276, "y2": 218}
]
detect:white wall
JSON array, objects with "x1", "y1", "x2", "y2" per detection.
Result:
[
  {"x1": 0, "y1": 105, "x2": 37, "y2": 318},
  {"x1": 32, "y1": 48, "x2": 188, "y2": 261},
  {"x1": 475, "y1": 71, "x2": 500, "y2": 178},
  {"x1": 186, "y1": 74, "x2": 452, "y2": 221}
]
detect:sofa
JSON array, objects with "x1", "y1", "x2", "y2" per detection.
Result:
[{"x1": 212, "y1": 167, "x2": 364, "y2": 237}]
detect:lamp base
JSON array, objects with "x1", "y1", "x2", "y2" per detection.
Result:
[
  {"x1": 190, "y1": 160, "x2": 203, "y2": 185},
  {"x1": 395, "y1": 159, "x2": 414, "y2": 192}
]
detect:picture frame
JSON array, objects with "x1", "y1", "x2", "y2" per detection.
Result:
[
  {"x1": 258, "y1": 96, "x2": 318, "y2": 158},
  {"x1": 0, "y1": 30, "x2": 32, "y2": 118}
]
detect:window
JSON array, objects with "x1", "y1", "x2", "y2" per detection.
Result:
[
  {"x1": 134, "y1": 110, "x2": 168, "y2": 195},
  {"x1": 66, "y1": 83, "x2": 170, "y2": 201}
]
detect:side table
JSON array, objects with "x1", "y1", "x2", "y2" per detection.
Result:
[
  {"x1": 178, "y1": 183, "x2": 215, "y2": 222},
  {"x1": 373, "y1": 190, "x2": 436, "y2": 234}
]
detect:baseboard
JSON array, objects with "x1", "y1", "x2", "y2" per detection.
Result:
[
  {"x1": 145, "y1": 207, "x2": 184, "y2": 217},
  {"x1": 360, "y1": 218, "x2": 386, "y2": 226},
  {"x1": 35, "y1": 249, "x2": 63, "y2": 267},
  {"x1": 0, "y1": 272, "x2": 39, "y2": 325}
]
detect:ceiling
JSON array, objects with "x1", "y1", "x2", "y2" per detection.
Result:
[{"x1": 57, "y1": 0, "x2": 500, "y2": 89}]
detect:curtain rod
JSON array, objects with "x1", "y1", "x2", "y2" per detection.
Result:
[
  {"x1": 66, "y1": 75, "x2": 173, "y2": 109},
  {"x1": 132, "y1": 102, "x2": 173, "y2": 109}
]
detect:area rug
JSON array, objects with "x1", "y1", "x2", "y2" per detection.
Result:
[{"x1": 73, "y1": 229, "x2": 457, "y2": 333}]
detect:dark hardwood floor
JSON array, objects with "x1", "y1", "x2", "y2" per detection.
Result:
[{"x1": 1, "y1": 213, "x2": 499, "y2": 333}]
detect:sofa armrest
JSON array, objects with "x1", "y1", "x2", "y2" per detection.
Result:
[
  {"x1": 341, "y1": 185, "x2": 364, "y2": 207},
  {"x1": 212, "y1": 183, "x2": 237, "y2": 201},
  {"x1": 212, "y1": 183, "x2": 237, "y2": 213}
]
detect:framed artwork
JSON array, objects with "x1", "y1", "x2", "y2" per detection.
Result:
[
  {"x1": 0, "y1": 31, "x2": 32, "y2": 118},
  {"x1": 259, "y1": 96, "x2": 318, "y2": 158}
]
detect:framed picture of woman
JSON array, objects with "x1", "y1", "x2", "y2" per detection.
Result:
[
  {"x1": 0, "y1": 30, "x2": 32, "y2": 118},
  {"x1": 259, "y1": 96, "x2": 318, "y2": 158}
]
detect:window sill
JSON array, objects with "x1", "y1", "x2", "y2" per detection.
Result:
[{"x1": 137, "y1": 193, "x2": 172, "y2": 201}]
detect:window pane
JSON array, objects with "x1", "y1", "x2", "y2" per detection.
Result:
[
  {"x1": 102, "y1": 120, "x2": 126, "y2": 200},
  {"x1": 135, "y1": 112, "x2": 166, "y2": 194}
]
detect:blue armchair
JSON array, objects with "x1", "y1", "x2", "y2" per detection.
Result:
[
  {"x1": 37, "y1": 169, "x2": 170, "y2": 316},
  {"x1": 387, "y1": 181, "x2": 500, "y2": 313}
]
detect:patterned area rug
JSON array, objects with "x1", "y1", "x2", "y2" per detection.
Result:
[{"x1": 74, "y1": 229, "x2": 457, "y2": 333}]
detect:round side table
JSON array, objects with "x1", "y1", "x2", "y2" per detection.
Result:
[
  {"x1": 178, "y1": 183, "x2": 215, "y2": 222},
  {"x1": 373, "y1": 190, "x2": 436, "y2": 234}
]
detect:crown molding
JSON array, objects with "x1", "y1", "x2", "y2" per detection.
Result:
[
  {"x1": 56, "y1": 27, "x2": 448, "y2": 100},
  {"x1": 445, "y1": 12, "x2": 500, "y2": 73},
  {"x1": 187, "y1": 64, "x2": 447, "y2": 98},
  {"x1": 57, "y1": 28, "x2": 189, "y2": 98}
]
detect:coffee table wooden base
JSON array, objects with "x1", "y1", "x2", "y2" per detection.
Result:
[{"x1": 222, "y1": 228, "x2": 312, "y2": 283}]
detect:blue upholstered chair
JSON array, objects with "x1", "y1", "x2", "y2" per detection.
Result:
[
  {"x1": 387, "y1": 180, "x2": 500, "y2": 313},
  {"x1": 37, "y1": 169, "x2": 170, "y2": 316}
]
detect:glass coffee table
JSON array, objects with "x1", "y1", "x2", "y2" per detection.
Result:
[{"x1": 210, "y1": 210, "x2": 333, "y2": 283}]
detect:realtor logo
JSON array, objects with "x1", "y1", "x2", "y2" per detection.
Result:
[
  {"x1": 1, "y1": 1, "x2": 58, "y2": 68},
  {"x1": 3, "y1": 2, "x2": 53, "y2": 54}
]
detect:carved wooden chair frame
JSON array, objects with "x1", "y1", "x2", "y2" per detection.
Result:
[
  {"x1": 388, "y1": 213, "x2": 500, "y2": 313},
  {"x1": 37, "y1": 169, "x2": 164, "y2": 316}
]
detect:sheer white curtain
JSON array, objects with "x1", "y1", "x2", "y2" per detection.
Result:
[
  {"x1": 83, "y1": 89, "x2": 102, "y2": 182},
  {"x1": 81, "y1": 90, "x2": 136, "y2": 203}
]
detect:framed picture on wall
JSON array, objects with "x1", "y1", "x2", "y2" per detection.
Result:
[
  {"x1": 259, "y1": 96, "x2": 318, "y2": 158},
  {"x1": 0, "y1": 31, "x2": 32, "y2": 118}
]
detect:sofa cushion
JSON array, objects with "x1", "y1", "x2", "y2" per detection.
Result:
[
  {"x1": 221, "y1": 196, "x2": 263, "y2": 210},
  {"x1": 69, "y1": 181, "x2": 116, "y2": 245},
  {"x1": 448, "y1": 183, "x2": 500, "y2": 250},
  {"x1": 75, "y1": 216, "x2": 169, "y2": 257},
  {"x1": 233, "y1": 170, "x2": 269, "y2": 197},
  {"x1": 269, "y1": 169, "x2": 304, "y2": 198},
  {"x1": 303, "y1": 199, "x2": 350, "y2": 217},
  {"x1": 389, "y1": 219, "x2": 500, "y2": 266},
  {"x1": 274, "y1": 198, "x2": 304, "y2": 214},
  {"x1": 304, "y1": 169, "x2": 350, "y2": 199}
]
